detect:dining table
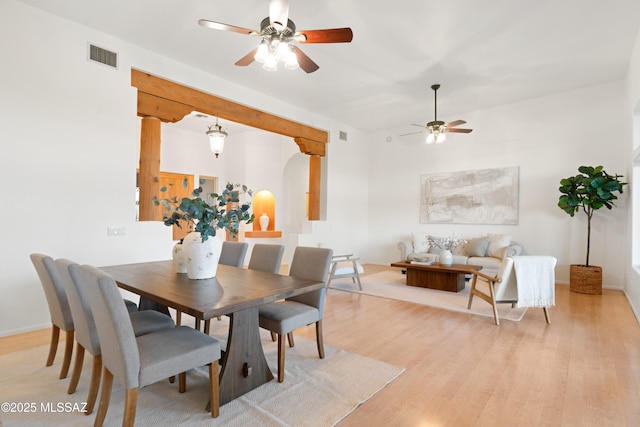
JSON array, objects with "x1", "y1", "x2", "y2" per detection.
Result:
[{"x1": 100, "y1": 260, "x2": 325, "y2": 406}]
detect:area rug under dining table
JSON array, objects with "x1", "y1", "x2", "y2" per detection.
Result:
[
  {"x1": 328, "y1": 269, "x2": 527, "y2": 322},
  {"x1": 0, "y1": 318, "x2": 404, "y2": 426}
]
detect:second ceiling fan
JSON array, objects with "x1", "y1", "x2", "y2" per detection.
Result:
[
  {"x1": 405, "y1": 84, "x2": 473, "y2": 144},
  {"x1": 198, "y1": 0, "x2": 353, "y2": 73}
]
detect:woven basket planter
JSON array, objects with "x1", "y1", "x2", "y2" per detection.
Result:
[{"x1": 569, "y1": 264, "x2": 602, "y2": 295}]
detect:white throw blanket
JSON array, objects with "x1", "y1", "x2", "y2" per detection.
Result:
[{"x1": 512, "y1": 256, "x2": 557, "y2": 308}]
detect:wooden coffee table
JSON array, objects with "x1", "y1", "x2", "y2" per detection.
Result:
[{"x1": 390, "y1": 261, "x2": 482, "y2": 292}]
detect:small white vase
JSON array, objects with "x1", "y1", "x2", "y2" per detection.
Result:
[
  {"x1": 259, "y1": 213, "x2": 270, "y2": 231},
  {"x1": 439, "y1": 249, "x2": 453, "y2": 267},
  {"x1": 172, "y1": 242, "x2": 187, "y2": 273},
  {"x1": 181, "y1": 232, "x2": 223, "y2": 279}
]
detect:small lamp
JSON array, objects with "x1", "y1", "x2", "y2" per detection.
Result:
[{"x1": 206, "y1": 117, "x2": 227, "y2": 158}]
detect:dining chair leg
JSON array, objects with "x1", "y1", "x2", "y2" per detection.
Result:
[
  {"x1": 287, "y1": 332, "x2": 295, "y2": 348},
  {"x1": 85, "y1": 355, "x2": 102, "y2": 415},
  {"x1": 195, "y1": 318, "x2": 201, "y2": 331},
  {"x1": 209, "y1": 361, "x2": 219, "y2": 418},
  {"x1": 46, "y1": 325, "x2": 60, "y2": 366},
  {"x1": 204, "y1": 320, "x2": 211, "y2": 335},
  {"x1": 543, "y1": 307, "x2": 551, "y2": 324},
  {"x1": 94, "y1": 367, "x2": 113, "y2": 427},
  {"x1": 316, "y1": 320, "x2": 325, "y2": 359},
  {"x1": 178, "y1": 372, "x2": 187, "y2": 393},
  {"x1": 270, "y1": 332, "x2": 277, "y2": 342},
  {"x1": 123, "y1": 388, "x2": 138, "y2": 427},
  {"x1": 59, "y1": 330, "x2": 74, "y2": 379},
  {"x1": 175, "y1": 311, "x2": 182, "y2": 326},
  {"x1": 67, "y1": 343, "x2": 85, "y2": 394},
  {"x1": 277, "y1": 334, "x2": 286, "y2": 383}
]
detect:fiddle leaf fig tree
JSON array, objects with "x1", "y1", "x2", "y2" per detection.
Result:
[{"x1": 558, "y1": 165, "x2": 626, "y2": 266}]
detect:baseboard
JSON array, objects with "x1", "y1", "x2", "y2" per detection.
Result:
[{"x1": 0, "y1": 322, "x2": 50, "y2": 338}]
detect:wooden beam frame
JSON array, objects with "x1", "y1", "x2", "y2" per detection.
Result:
[{"x1": 132, "y1": 69, "x2": 328, "y2": 220}]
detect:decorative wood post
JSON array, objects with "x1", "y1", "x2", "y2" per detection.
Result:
[
  {"x1": 138, "y1": 116, "x2": 162, "y2": 221},
  {"x1": 308, "y1": 155, "x2": 321, "y2": 220}
]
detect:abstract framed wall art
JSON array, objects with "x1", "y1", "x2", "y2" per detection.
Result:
[{"x1": 420, "y1": 166, "x2": 519, "y2": 224}]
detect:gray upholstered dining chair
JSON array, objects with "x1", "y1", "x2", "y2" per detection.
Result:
[
  {"x1": 77, "y1": 264, "x2": 221, "y2": 426},
  {"x1": 55, "y1": 259, "x2": 176, "y2": 415},
  {"x1": 30, "y1": 253, "x2": 75, "y2": 379},
  {"x1": 258, "y1": 246, "x2": 333, "y2": 382},
  {"x1": 219, "y1": 241, "x2": 249, "y2": 267},
  {"x1": 248, "y1": 244, "x2": 285, "y2": 274}
]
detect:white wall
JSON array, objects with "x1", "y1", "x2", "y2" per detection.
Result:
[
  {"x1": 0, "y1": 1, "x2": 369, "y2": 336},
  {"x1": 366, "y1": 82, "x2": 628, "y2": 289}
]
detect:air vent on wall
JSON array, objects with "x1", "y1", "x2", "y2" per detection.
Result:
[
  {"x1": 339, "y1": 131, "x2": 348, "y2": 141},
  {"x1": 88, "y1": 43, "x2": 118, "y2": 69}
]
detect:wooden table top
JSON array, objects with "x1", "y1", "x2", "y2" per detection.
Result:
[
  {"x1": 101, "y1": 260, "x2": 324, "y2": 321},
  {"x1": 390, "y1": 261, "x2": 482, "y2": 274}
]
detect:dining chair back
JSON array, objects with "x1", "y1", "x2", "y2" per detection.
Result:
[
  {"x1": 219, "y1": 241, "x2": 249, "y2": 267},
  {"x1": 248, "y1": 244, "x2": 285, "y2": 273},
  {"x1": 55, "y1": 258, "x2": 175, "y2": 414},
  {"x1": 30, "y1": 253, "x2": 74, "y2": 379},
  {"x1": 258, "y1": 246, "x2": 333, "y2": 382},
  {"x1": 77, "y1": 264, "x2": 221, "y2": 426}
]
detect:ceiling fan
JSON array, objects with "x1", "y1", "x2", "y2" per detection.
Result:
[
  {"x1": 198, "y1": 0, "x2": 353, "y2": 73},
  {"x1": 403, "y1": 84, "x2": 473, "y2": 144}
]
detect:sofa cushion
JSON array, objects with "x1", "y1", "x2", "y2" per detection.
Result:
[
  {"x1": 412, "y1": 232, "x2": 430, "y2": 253},
  {"x1": 487, "y1": 234, "x2": 512, "y2": 258},
  {"x1": 465, "y1": 237, "x2": 490, "y2": 257}
]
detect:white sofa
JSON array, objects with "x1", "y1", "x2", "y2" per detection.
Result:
[{"x1": 397, "y1": 232, "x2": 523, "y2": 276}]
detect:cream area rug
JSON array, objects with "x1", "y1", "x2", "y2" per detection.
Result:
[
  {"x1": 0, "y1": 319, "x2": 404, "y2": 427},
  {"x1": 329, "y1": 269, "x2": 527, "y2": 322}
]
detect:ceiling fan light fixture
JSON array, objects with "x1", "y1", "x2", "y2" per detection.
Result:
[
  {"x1": 284, "y1": 47, "x2": 299, "y2": 70},
  {"x1": 254, "y1": 40, "x2": 269, "y2": 63},
  {"x1": 276, "y1": 40, "x2": 290, "y2": 61},
  {"x1": 262, "y1": 53, "x2": 278, "y2": 71},
  {"x1": 206, "y1": 118, "x2": 227, "y2": 158}
]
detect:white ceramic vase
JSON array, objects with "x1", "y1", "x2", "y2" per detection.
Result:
[
  {"x1": 181, "y1": 232, "x2": 223, "y2": 279},
  {"x1": 259, "y1": 213, "x2": 270, "y2": 231},
  {"x1": 172, "y1": 242, "x2": 187, "y2": 273},
  {"x1": 439, "y1": 249, "x2": 453, "y2": 267}
]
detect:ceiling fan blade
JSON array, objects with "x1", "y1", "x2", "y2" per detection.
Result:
[
  {"x1": 292, "y1": 46, "x2": 319, "y2": 73},
  {"x1": 198, "y1": 19, "x2": 259, "y2": 36},
  {"x1": 269, "y1": 0, "x2": 290, "y2": 31},
  {"x1": 446, "y1": 128, "x2": 473, "y2": 133},
  {"x1": 411, "y1": 123, "x2": 427, "y2": 128},
  {"x1": 234, "y1": 48, "x2": 258, "y2": 66},
  {"x1": 446, "y1": 119, "x2": 467, "y2": 127},
  {"x1": 295, "y1": 28, "x2": 353, "y2": 43},
  {"x1": 399, "y1": 131, "x2": 424, "y2": 137}
]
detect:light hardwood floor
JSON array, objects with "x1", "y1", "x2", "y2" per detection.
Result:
[{"x1": 3, "y1": 265, "x2": 640, "y2": 426}]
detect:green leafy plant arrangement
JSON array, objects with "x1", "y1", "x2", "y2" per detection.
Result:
[
  {"x1": 153, "y1": 179, "x2": 254, "y2": 242},
  {"x1": 558, "y1": 165, "x2": 626, "y2": 266}
]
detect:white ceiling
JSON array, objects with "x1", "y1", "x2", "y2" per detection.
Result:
[{"x1": 17, "y1": 0, "x2": 640, "y2": 133}]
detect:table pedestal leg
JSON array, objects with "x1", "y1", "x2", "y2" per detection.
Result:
[{"x1": 217, "y1": 307, "x2": 273, "y2": 406}]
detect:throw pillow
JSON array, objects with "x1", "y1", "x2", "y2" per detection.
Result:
[
  {"x1": 412, "y1": 232, "x2": 429, "y2": 253},
  {"x1": 427, "y1": 236, "x2": 444, "y2": 254},
  {"x1": 487, "y1": 233, "x2": 512, "y2": 258},
  {"x1": 466, "y1": 236, "x2": 490, "y2": 257}
]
